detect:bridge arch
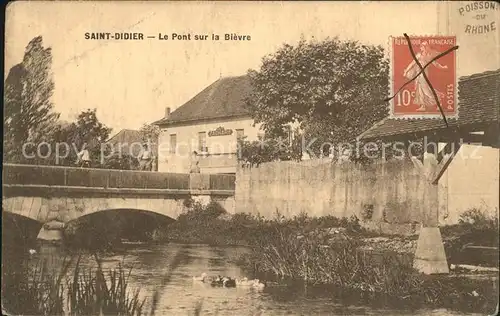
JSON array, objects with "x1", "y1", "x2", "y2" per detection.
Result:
[
  {"x1": 63, "y1": 208, "x2": 176, "y2": 247},
  {"x1": 66, "y1": 208, "x2": 177, "y2": 224},
  {"x1": 2, "y1": 212, "x2": 43, "y2": 250},
  {"x1": 2, "y1": 195, "x2": 186, "y2": 224}
]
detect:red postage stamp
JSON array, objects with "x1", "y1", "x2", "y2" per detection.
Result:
[{"x1": 390, "y1": 35, "x2": 457, "y2": 119}]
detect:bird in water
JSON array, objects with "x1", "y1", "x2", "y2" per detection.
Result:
[
  {"x1": 252, "y1": 279, "x2": 265, "y2": 289},
  {"x1": 192, "y1": 273, "x2": 208, "y2": 282},
  {"x1": 210, "y1": 275, "x2": 236, "y2": 288},
  {"x1": 236, "y1": 277, "x2": 254, "y2": 286},
  {"x1": 210, "y1": 275, "x2": 224, "y2": 287},
  {"x1": 28, "y1": 249, "x2": 37, "y2": 255},
  {"x1": 222, "y1": 277, "x2": 236, "y2": 288},
  {"x1": 235, "y1": 277, "x2": 265, "y2": 289}
]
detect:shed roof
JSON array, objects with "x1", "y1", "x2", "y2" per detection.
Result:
[
  {"x1": 106, "y1": 129, "x2": 144, "y2": 157},
  {"x1": 358, "y1": 69, "x2": 500, "y2": 141}
]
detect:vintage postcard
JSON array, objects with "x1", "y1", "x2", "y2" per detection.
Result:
[{"x1": 2, "y1": 1, "x2": 499, "y2": 315}]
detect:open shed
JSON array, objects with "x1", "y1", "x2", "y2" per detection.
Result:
[{"x1": 358, "y1": 69, "x2": 499, "y2": 274}]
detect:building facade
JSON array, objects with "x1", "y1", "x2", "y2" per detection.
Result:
[{"x1": 153, "y1": 75, "x2": 263, "y2": 174}]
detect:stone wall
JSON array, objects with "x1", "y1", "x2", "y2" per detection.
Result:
[{"x1": 235, "y1": 146, "x2": 499, "y2": 235}]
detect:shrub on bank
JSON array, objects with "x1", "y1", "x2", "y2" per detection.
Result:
[
  {"x1": 442, "y1": 208, "x2": 499, "y2": 266},
  {"x1": 155, "y1": 200, "x2": 365, "y2": 245}
]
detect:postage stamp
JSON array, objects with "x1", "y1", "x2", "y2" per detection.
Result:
[{"x1": 389, "y1": 35, "x2": 458, "y2": 119}]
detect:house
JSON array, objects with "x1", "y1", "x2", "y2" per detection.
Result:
[{"x1": 153, "y1": 75, "x2": 264, "y2": 174}]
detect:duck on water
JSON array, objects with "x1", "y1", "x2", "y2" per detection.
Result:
[{"x1": 192, "y1": 274, "x2": 265, "y2": 289}]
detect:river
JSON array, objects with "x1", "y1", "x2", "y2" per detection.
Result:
[{"x1": 27, "y1": 242, "x2": 482, "y2": 316}]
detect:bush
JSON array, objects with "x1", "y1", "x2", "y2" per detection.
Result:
[
  {"x1": 156, "y1": 202, "x2": 366, "y2": 246},
  {"x1": 442, "y1": 208, "x2": 499, "y2": 266}
]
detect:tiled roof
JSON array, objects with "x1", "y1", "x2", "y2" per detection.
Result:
[
  {"x1": 153, "y1": 75, "x2": 252, "y2": 126},
  {"x1": 106, "y1": 129, "x2": 144, "y2": 157},
  {"x1": 107, "y1": 129, "x2": 142, "y2": 144},
  {"x1": 358, "y1": 69, "x2": 500, "y2": 141}
]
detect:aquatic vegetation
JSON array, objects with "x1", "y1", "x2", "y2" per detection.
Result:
[
  {"x1": 2, "y1": 251, "x2": 210, "y2": 316},
  {"x1": 239, "y1": 214, "x2": 499, "y2": 314},
  {"x1": 65, "y1": 255, "x2": 146, "y2": 316},
  {"x1": 159, "y1": 203, "x2": 498, "y2": 313},
  {"x1": 1, "y1": 257, "x2": 70, "y2": 315},
  {"x1": 2, "y1": 255, "x2": 146, "y2": 316}
]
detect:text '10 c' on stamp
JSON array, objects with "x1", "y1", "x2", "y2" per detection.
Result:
[{"x1": 389, "y1": 35, "x2": 458, "y2": 120}]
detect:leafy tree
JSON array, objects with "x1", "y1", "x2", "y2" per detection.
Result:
[
  {"x1": 54, "y1": 109, "x2": 112, "y2": 167},
  {"x1": 101, "y1": 150, "x2": 139, "y2": 170},
  {"x1": 139, "y1": 123, "x2": 160, "y2": 144},
  {"x1": 25, "y1": 120, "x2": 73, "y2": 166},
  {"x1": 4, "y1": 36, "x2": 60, "y2": 162},
  {"x1": 237, "y1": 129, "x2": 303, "y2": 167},
  {"x1": 138, "y1": 123, "x2": 160, "y2": 170},
  {"x1": 245, "y1": 37, "x2": 389, "y2": 160}
]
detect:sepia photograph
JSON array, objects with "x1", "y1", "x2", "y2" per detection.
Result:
[{"x1": 2, "y1": 1, "x2": 499, "y2": 315}]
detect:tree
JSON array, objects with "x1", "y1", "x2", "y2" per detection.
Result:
[
  {"x1": 237, "y1": 129, "x2": 303, "y2": 167},
  {"x1": 139, "y1": 123, "x2": 160, "y2": 170},
  {"x1": 139, "y1": 123, "x2": 160, "y2": 144},
  {"x1": 4, "y1": 36, "x2": 60, "y2": 162},
  {"x1": 101, "y1": 151, "x2": 139, "y2": 170},
  {"x1": 245, "y1": 37, "x2": 389, "y2": 160},
  {"x1": 56, "y1": 109, "x2": 112, "y2": 167}
]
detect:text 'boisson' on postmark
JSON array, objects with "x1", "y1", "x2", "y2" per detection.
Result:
[
  {"x1": 389, "y1": 35, "x2": 457, "y2": 120},
  {"x1": 458, "y1": 1, "x2": 499, "y2": 35}
]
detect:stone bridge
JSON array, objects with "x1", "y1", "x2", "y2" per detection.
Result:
[{"x1": 2, "y1": 164, "x2": 235, "y2": 239}]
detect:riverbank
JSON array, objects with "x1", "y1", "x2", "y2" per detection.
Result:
[
  {"x1": 5, "y1": 200, "x2": 496, "y2": 314},
  {"x1": 154, "y1": 201, "x2": 499, "y2": 314}
]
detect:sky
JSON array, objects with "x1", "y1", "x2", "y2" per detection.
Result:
[{"x1": 5, "y1": 1, "x2": 500, "y2": 135}]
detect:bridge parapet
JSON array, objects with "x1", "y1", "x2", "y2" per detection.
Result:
[
  {"x1": 3, "y1": 163, "x2": 190, "y2": 189},
  {"x1": 2, "y1": 164, "x2": 236, "y2": 242},
  {"x1": 2, "y1": 164, "x2": 235, "y2": 192}
]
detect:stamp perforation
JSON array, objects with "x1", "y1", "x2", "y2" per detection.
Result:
[{"x1": 388, "y1": 34, "x2": 459, "y2": 121}]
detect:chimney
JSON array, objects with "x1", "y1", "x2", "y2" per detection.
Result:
[{"x1": 165, "y1": 107, "x2": 171, "y2": 118}]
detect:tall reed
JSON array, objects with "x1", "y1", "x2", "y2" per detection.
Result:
[
  {"x1": 64, "y1": 254, "x2": 145, "y2": 316},
  {"x1": 3, "y1": 255, "x2": 145, "y2": 316}
]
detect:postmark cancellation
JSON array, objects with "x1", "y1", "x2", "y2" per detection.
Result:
[{"x1": 389, "y1": 35, "x2": 458, "y2": 120}]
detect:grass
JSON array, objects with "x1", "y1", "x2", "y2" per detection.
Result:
[
  {"x1": 1, "y1": 252, "x2": 208, "y2": 316},
  {"x1": 441, "y1": 208, "x2": 499, "y2": 266},
  {"x1": 1, "y1": 257, "x2": 69, "y2": 315},
  {"x1": 66, "y1": 255, "x2": 145, "y2": 316},
  {"x1": 2, "y1": 255, "x2": 145, "y2": 316}
]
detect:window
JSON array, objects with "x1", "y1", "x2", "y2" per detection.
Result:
[
  {"x1": 198, "y1": 132, "x2": 207, "y2": 152},
  {"x1": 169, "y1": 134, "x2": 177, "y2": 154},
  {"x1": 236, "y1": 129, "x2": 245, "y2": 140}
]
